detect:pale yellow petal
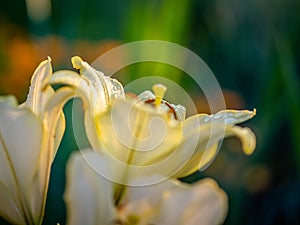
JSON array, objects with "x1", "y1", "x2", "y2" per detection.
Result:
[
  {"x1": 174, "y1": 144, "x2": 219, "y2": 178},
  {"x1": 122, "y1": 178, "x2": 227, "y2": 225},
  {"x1": 119, "y1": 177, "x2": 179, "y2": 224},
  {"x1": 124, "y1": 175, "x2": 179, "y2": 205},
  {"x1": 84, "y1": 109, "x2": 102, "y2": 150},
  {"x1": 225, "y1": 126, "x2": 256, "y2": 155},
  {"x1": 0, "y1": 184, "x2": 24, "y2": 225},
  {"x1": 172, "y1": 109, "x2": 257, "y2": 177},
  {"x1": 158, "y1": 178, "x2": 228, "y2": 225},
  {"x1": 42, "y1": 86, "x2": 75, "y2": 159},
  {"x1": 96, "y1": 99, "x2": 181, "y2": 166},
  {"x1": 65, "y1": 150, "x2": 116, "y2": 225},
  {"x1": 50, "y1": 58, "x2": 125, "y2": 151},
  {"x1": 71, "y1": 56, "x2": 125, "y2": 115},
  {"x1": 172, "y1": 124, "x2": 226, "y2": 178},
  {"x1": 0, "y1": 96, "x2": 43, "y2": 224},
  {"x1": 183, "y1": 109, "x2": 256, "y2": 137},
  {"x1": 24, "y1": 57, "x2": 54, "y2": 117},
  {"x1": 0, "y1": 96, "x2": 42, "y2": 188},
  {"x1": 27, "y1": 87, "x2": 75, "y2": 223}
]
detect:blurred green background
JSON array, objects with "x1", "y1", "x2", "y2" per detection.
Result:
[{"x1": 0, "y1": 0, "x2": 299, "y2": 224}]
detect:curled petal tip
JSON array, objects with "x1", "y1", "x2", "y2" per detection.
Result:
[
  {"x1": 71, "y1": 56, "x2": 84, "y2": 70},
  {"x1": 232, "y1": 126, "x2": 256, "y2": 155},
  {"x1": 47, "y1": 56, "x2": 52, "y2": 62}
]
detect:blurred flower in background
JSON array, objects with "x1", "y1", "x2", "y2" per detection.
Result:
[{"x1": 0, "y1": 0, "x2": 299, "y2": 225}]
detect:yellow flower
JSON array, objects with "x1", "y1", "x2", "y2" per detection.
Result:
[
  {"x1": 93, "y1": 89, "x2": 256, "y2": 181},
  {"x1": 0, "y1": 58, "x2": 69, "y2": 225},
  {"x1": 46, "y1": 56, "x2": 256, "y2": 224},
  {"x1": 65, "y1": 150, "x2": 228, "y2": 225},
  {"x1": 49, "y1": 57, "x2": 256, "y2": 182}
]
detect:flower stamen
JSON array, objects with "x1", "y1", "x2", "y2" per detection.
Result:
[{"x1": 152, "y1": 84, "x2": 167, "y2": 107}]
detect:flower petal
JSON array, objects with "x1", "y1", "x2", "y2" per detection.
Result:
[
  {"x1": 65, "y1": 150, "x2": 116, "y2": 225},
  {"x1": 0, "y1": 96, "x2": 43, "y2": 224},
  {"x1": 42, "y1": 86, "x2": 76, "y2": 159},
  {"x1": 24, "y1": 57, "x2": 54, "y2": 117},
  {"x1": 121, "y1": 178, "x2": 227, "y2": 225},
  {"x1": 71, "y1": 56, "x2": 125, "y2": 115},
  {"x1": 119, "y1": 176, "x2": 180, "y2": 224},
  {"x1": 0, "y1": 183, "x2": 24, "y2": 224},
  {"x1": 172, "y1": 109, "x2": 257, "y2": 177},
  {"x1": 0, "y1": 96, "x2": 42, "y2": 189},
  {"x1": 225, "y1": 126, "x2": 256, "y2": 155},
  {"x1": 183, "y1": 109, "x2": 256, "y2": 137},
  {"x1": 158, "y1": 178, "x2": 228, "y2": 225},
  {"x1": 50, "y1": 57, "x2": 125, "y2": 150},
  {"x1": 172, "y1": 124, "x2": 226, "y2": 178},
  {"x1": 96, "y1": 99, "x2": 182, "y2": 166},
  {"x1": 27, "y1": 87, "x2": 76, "y2": 223}
]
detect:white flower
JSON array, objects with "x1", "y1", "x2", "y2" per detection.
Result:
[
  {"x1": 0, "y1": 58, "x2": 70, "y2": 225},
  {"x1": 65, "y1": 150, "x2": 228, "y2": 225},
  {"x1": 49, "y1": 57, "x2": 256, "y2": 181},
  {"x1": 86, "y1": 86, "x2": 256, "y2": 181}
]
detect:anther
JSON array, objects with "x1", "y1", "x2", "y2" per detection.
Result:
[{"x1": 152, "y1": 84, "x2": 167, "y2": 107}]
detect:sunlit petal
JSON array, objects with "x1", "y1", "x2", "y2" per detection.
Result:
[
  {"x1": 97, "y1": 99, "x2": 182, "y2": 166},
  {"x1": 71, "y1": 56, "x2": 125, "y2": 115},
  {"x1": 183, "y1": 109, "x2": 256, "y2": 136},
  {"x1": 225, "y1": 126, "x2": 256, "y2": 155},
  {"x1": 172, "y1": 124, "x2": 225, "y2": 178},
  {"x1": 172, "y1": 109, "x2": 257, "y2": 177},
  {"x1": 0, "y1": 184, "x2": 24, "y2": 225},
  {"x1": 65, "y1": 150, "x2": 116, "y2": 225},
  {"x1": 119, "y1": 176, "x2": 179, "y2": 224},
  {"x1": 49, "y1": 57, "x2": 125, "y2": 150},
  {"x1": 158, "y1": 178, "x2": 228, "y2": 225},
  {"x1": 0, "y1": 96, "x2": 43, "y2": 224},
  {"x1": 24, "y1": 57, "x2": 54, "y2": 117},
  {"x1": 119, "y1": 176, "x2": 227, "y2": 225}
]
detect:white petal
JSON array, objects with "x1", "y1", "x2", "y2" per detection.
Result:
[
  {"x1": 119, "y1": 177, "x2": 179, "y2": 224},
  {"x1": 0, "y1": 96, "x2": 43, "y2": 224},
  {"x1": 121, "y1": 178, "x2": 227, "y2": 225},
  {"x1": 84, "y1": 109, "x2": 102, "y2": 150},
  {"x1": 174, "y1": 125, "x2": 225, "y2": 177},
  {"x1": 173, "y1": 143, "x2": 219, "y2": 178},
  {"x1": 71, "y1": 56, "x2": 125, "y2": 115},
  {"x1": 124, "y1": 176, "x2": 177, "y2": 203},
  {"x1": 24, "y1": 57, "x2": 54, "y2": 117},
  {"x1": 173, "y1": 109, "x2": 257, "y2": 177},
  {"x1": 225, "y1": 126, "x2": 256, "y2": 155},
  {"x1": 158, "y1": 178, "x2": 228, "y2": 225},
  {"x1": 0, "y1": 184, "x2": 24, "y2": 225},
  {"x1": 42, "y1": 86, "x2": 75, "y2": 159},
  {"x1": 50, "y1": 58, "x2": 125, "y2": 150},
  {"x1": 65, "y1": 150, "x2": 116, "y2": 225},
  {"x1": 97, "y1": 99, "x2": 181, "y2": 167},
  {"x1": 183, "y1": 109, "x2": 256, "y2": 136},
  {"x1": 27, "y1": 87, "x2": 75, "y2": 222},
  {"x1": 0, "y1": 96, "x2": 42, "y2": 188}
]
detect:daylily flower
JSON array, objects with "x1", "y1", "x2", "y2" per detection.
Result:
[
  {"x1": 49, "y1": 57, "x2": 256, "y2": 182},
  {"x1": 0, "y1": 58, "x2": 70, "y2": 225},
  {"x1": 65, "y1": 150, "x2": 228, "y2": 225}
]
